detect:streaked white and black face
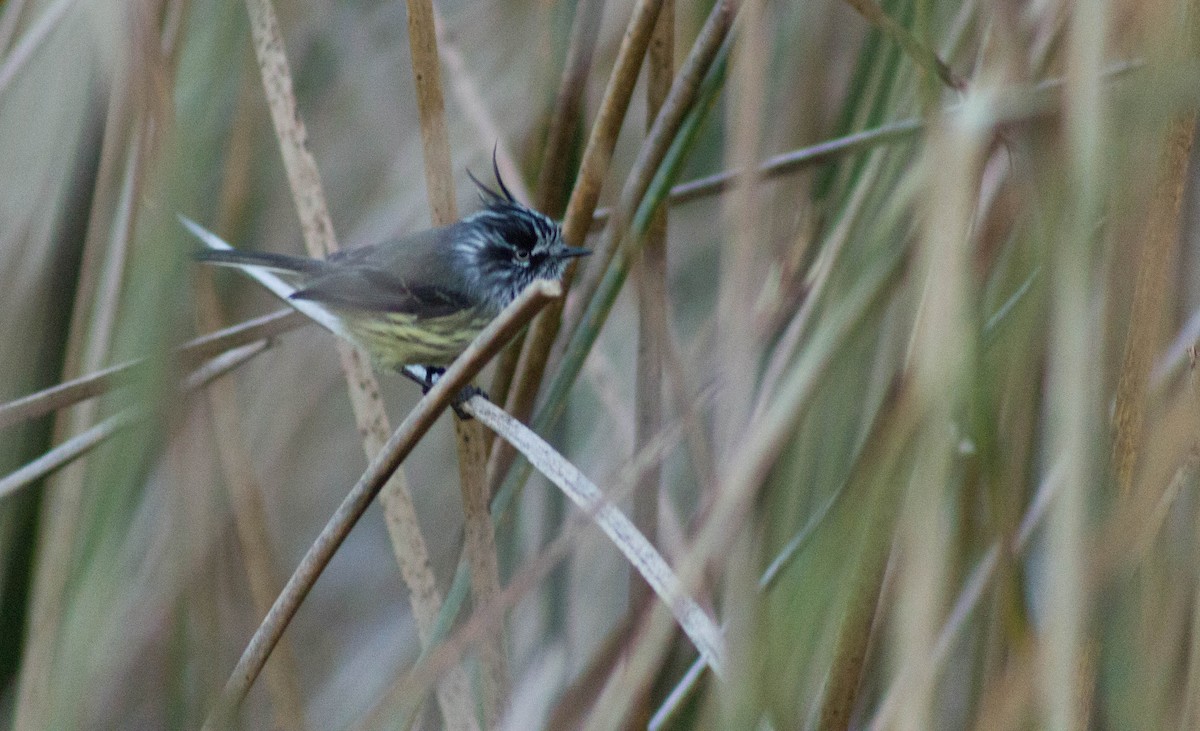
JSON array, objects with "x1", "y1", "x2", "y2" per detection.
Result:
[{"x1": 456, "y1": 178, "x2": 589, "y2": 310}]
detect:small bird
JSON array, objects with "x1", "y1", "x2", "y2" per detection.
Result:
[{"x1": 189, "y1": 158, "x2": 588, "y2": 399}]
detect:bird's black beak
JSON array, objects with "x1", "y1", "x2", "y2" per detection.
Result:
[{"x1": 559, "y1": 246, "x2": 591, "y2": 259}]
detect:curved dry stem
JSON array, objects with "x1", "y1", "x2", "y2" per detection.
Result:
[
  {"x1": 382, "y1": 397, "x2": 701, "y2": 720},
  {"x1": 200, "y1": 280, "x2": 560, "y2": 730},
  {"x1": 465, "y1": 397, "x2": 726, "y2": 675},
  {"x1": 357, "y1": 399, "x2": 693, "y2": 728}
]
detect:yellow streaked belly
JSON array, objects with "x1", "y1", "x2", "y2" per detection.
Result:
[{"x1": 339, "y1": 308, "x2": 494, "y2": 369}]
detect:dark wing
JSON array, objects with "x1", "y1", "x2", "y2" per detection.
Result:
[
  {"x1": 291, "y1": 269, "x2": 474, "y2": 317},
  {"x1": 290, "y1": 225, "x2": 477, "y2": 317}
]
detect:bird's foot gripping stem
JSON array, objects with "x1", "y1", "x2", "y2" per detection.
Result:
[{"x1": 407, "y1": 366, "x2": 487, "y2": 420}]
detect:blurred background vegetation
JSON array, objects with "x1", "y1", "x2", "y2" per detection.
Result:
[{"x1": 1, "y1": 0, "x2": 1199, "y2": 727}]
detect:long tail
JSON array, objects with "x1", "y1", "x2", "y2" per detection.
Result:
[
  {"x1": 180, "y1": 215, "x2": 354, "y2": 340},
  {"x1": 193, "y1": 248, "x2": 325, "y2": 275}
]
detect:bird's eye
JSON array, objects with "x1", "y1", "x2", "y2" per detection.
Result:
[{"x1": 514, "y1": 249, "x2": 530, "y2": 262}]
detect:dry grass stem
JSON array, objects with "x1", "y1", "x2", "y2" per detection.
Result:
[
  {"x1": 453, "y1": 417, "x2": 508, "y2": 723},
  {"x1": 13, "y1": 105, "x2": 148, "y2": 731},
  {"x1": 435, "y1": 15, "x2": 531, "y2": 205},
  {"x1": 181, "y1": 309, "x2": 305, "y2": 362},
  {"x1": 243, "y1": 0, "x2": 338, "y2": 257},
  {"x1": 240, "y1": 0, "x2": 476, "y2": 722},
  {"x1": 631, "y1": 0, "x2": 673, "y2": 622},
  {"x1": 359, "y1": 405, "x2": 692, "y2": 729},
  {"x1": 1030, "y1": 6, "x2": 1110, "y2": 727},
  {"x1": 562, "y1": 0, "x2": 738, "y2": 337},
  {"x1": 200, "y1": 280, "x2": 560, "y2": 728},
  {"x1": 404, "y1": 0, "x2": 457, "y2": 223},
  {"x1": 501, "y1": 0, "x2": 669, "y2": 434},
  {"x1": 839, "y1": 0, "x2": 962, "y2": 89},
  {"x1": 489, "y1": 0, "x2": 607, "y2": 410},
  {"x1": 535, "y1": 0, "x2": 607, "y2": 217},
  {"x1": 404, "y1": 0, "x2": 508, "y2": 718},
  {"x1": 0, "y1": 0, "x2": 77, "y2": 96},
  {"x1": 0, "y1": 361, "x2": 132, "y2": 432},
  {"x1": 591, "y1": 117, "x2": 923, "y2": 227},
  {"x1": 891, "y1": 107, "x2": 982, "y2": 729},
  {"x1": 0, "y1": 411, "x2": 136, "y2": 502},
  {"x1": 714, "y1": 0, "x2": 764, "y2": 462},
  {"x1": 0, "y1": 309, "x2": 303, "y2": 431},
  {"x1": 465, "y1": 397, "x2": 726, "y2": 674},
  {"x1": 0, "y1": 341, "x2": 266, "y2": 501},
  {"x1": 1112, "y1": 114, "x2": 1195, "y2": 494},
  {"x1": 392, "y1": 403, "x2": 698, "y2": 715},
  {"x1": 9, "y1": 0, "x2": 1200, "y2": 726},
  {"x1": 195, "y1": 271, "x2": 310, "y2": 730}
]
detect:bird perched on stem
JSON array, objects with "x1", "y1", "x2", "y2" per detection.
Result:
[{"x1": 185, "y1": 156, "x2": 588, "y2": 412}]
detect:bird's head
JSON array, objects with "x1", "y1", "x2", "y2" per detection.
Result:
[{"x1": 455, "y1": 156, "x2": 590, "y2": 310}]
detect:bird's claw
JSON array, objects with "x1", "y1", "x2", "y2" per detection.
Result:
[{"x1": 450, "y1": 384, "x2": 486, "y2": 420}]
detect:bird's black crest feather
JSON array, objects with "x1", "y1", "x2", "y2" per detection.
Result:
[{"x1": 467, "y1": 144, "x2": 517, "y2": 206}]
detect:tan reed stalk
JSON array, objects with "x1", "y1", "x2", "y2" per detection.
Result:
[{"x1": 403, "y1": 0, "x2": 508, "y2": 720}]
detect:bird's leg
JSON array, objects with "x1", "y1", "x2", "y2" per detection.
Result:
[{"x1": 405, "y1": 365, "x2": 488, "y2": 420}]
